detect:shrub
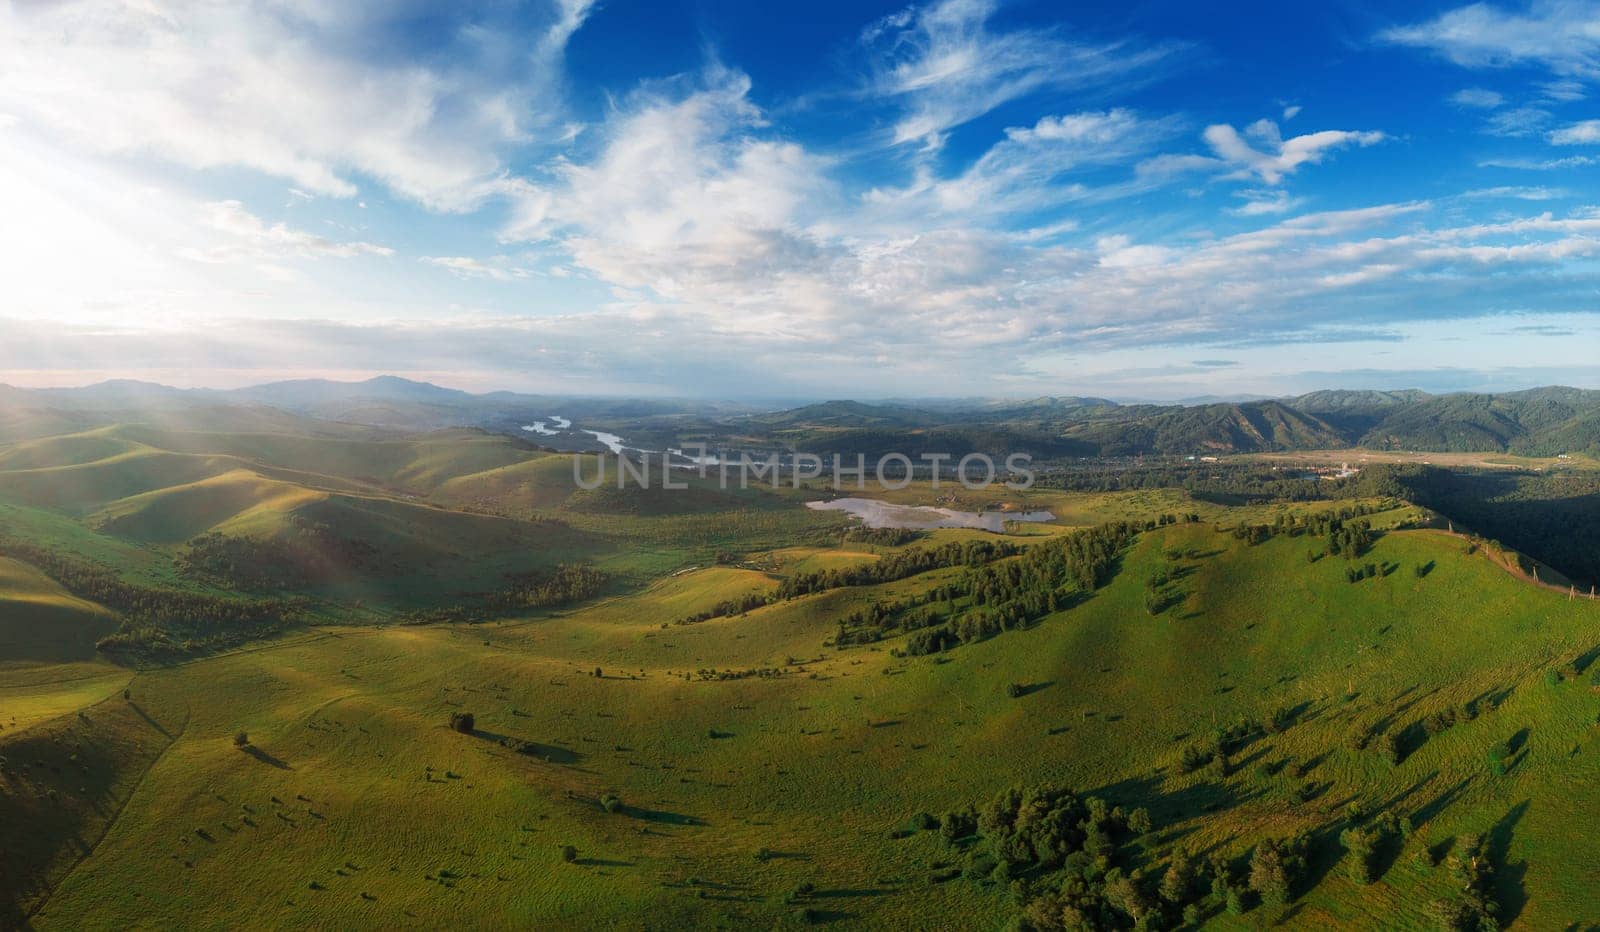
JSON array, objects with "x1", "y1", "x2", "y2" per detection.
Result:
[
  {"x1": 1423, "y1": 708, "x2": 1457, "y2": 736},
  {"x1": 1377, "y1": 731, "x2": 1401, "y2": 765},
  {"x1": 449, "y1": 712, "x2": 475, "y2": 734},
  {"x1": 939, "y1": 808, "x2": 977, "y2": 843},
  {"x1": 1179, "y1": 744, "x2": 1212, "y2": 773}
]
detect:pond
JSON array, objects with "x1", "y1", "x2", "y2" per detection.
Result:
[{"x1": 805, "y1": 497, "x2": 1054, "y2": 533}]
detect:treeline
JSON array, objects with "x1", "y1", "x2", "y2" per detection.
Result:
[
  {"x1": 490, "y1": 563, "x2": 605, "y2": 610},
  {"x1": 926, "y1": 781, "x2": 1244, "y2": 929},
  {"x1": 1228, "y1": 504, "x2": 1384, "y2": 557},
  {"x1": 837, "y1": 521, "x2": 1144, "y2": 654},
  {"x1": 840, "y1": 526, "x2": 924, "y2": 547},
  {"x1": 395, "y1": 563, "x2": 606, "y2": 624},
  {"x1": 673, "y1": 537, "x2": 1021, "y2": 627},
  {"x1": 1034, "y1": 461, "x2": 1401, "y2": 505},
  {"x1": 1381, "y1": 464, "x2": 1600, "y2": 587},
  {"x1": 676, "y1": 589, "x2": 772, "y2": 625},
  {"x1": 778, "y1": 538, "x2": 1022, "y2": 600},
  {"x1": 176, "y1": 518, "x2": 378, "y2": 590},
  {"x1": 0, "y1": 538, "x2": 306, "y2": 658}
]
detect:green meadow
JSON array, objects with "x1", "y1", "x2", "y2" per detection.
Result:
[{"x1": 2, "y1": 419, "x2": 1598, "y2": 928}]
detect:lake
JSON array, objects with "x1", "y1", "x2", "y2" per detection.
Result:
[{"x1": 806, "y1": 497, "x2": 1054, "y2": 533}]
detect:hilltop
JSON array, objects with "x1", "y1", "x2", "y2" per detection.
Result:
[{"x1": 6, "y1": 378, "x2": 1599, "y2": 458}]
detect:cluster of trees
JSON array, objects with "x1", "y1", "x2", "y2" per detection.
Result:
[
  {"x1": 1176, "y1": 715, "x2": 1275, "y2": 781},
  {"x1": 1229, "y1": 505, "x2": 1382, "y2": 559},
  {"x1": 839, "y1": 522, "x2": 1140, "y2": 656},
  {"x1": 692, "y1": 666, "x2": 787, "y2": 681},
  {"x1": 942, "y1": 780, "x2": 1324, "y2": 929},
  {"x1": 0, "y1": 538, "x2": 306, "y2": 657},
  {"x1": 396, "y1": 563, "x2": 606, "y2": 624},
  {"x1": 1036, "y1": 460, "x2": 1401, "y2": 505},
  {"x1": 840, "y1": 526, "x2": 924, "y2": 547},
  {"x1": 1339, "y1": 809, "x2": 1408, "y2": 885},
  {"x1": 176, "y1": 518, "x2": 377, "y2": 590},
  {"x1": 1429, "y1": 833, "x2": 1500, "y2": 930},
  {"x1": 777, "y1": 538, "x2": 1022, "y2": 600},
  {"x1": 488, "y1": 563, "x2": 605, "y2": 611},
  {"x1": 675, "y1": 589, "x2": 772, "y2": 626}
]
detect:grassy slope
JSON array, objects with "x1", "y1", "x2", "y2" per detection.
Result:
[
  {"x1": 0, "y1": 557, "x2": 119, "y2": 665},
  {"x1": 16, "y1": 524, "x2": 1600, "y2": 929}
]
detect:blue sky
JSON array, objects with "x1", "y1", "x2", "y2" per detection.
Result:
[{"x1": 1, "y1": 0, "x2": 1598, "y2": 399}]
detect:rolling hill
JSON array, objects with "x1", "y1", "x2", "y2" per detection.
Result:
[{"x1": 4, "y1": 512, "x2": 1598, "y2": 928}]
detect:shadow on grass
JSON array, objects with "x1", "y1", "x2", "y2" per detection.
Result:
[
  {"x1": 127, "y1": 702, "x2": 173, "y2": 740},
  {"x1": 1488, "y1": 800, "x2": 1530, "y2": 926},
  {"x1": 474, "y1": 729, "x2": 585, "y2": 765},
  {"x1": 1412, "y1": 775, "x2": 1474, "y2": 828},
  {"x1": 793, "y1": 908, "x2": 858, "y2": 923},
  {"x1": 619, "y1": 804, "x2": 706, "y2": 826},
  {"x1": 243, "y1": 745, "x2": 292, "y2": 770}
]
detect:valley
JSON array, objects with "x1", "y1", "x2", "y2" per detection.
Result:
[{"x1": 1, "y1": 384, "x2": 1599, "y2": 928}]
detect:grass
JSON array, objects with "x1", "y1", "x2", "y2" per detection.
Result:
[
  {"x1": 0, "y1": 557, "x2": 119, "y2": 665},
  {"x1": 4, "y1": 421, "x2": 1599, "y2": 927},
  {"x1": 6, "y1": 523, "x2": 1598, "y2": 928}
]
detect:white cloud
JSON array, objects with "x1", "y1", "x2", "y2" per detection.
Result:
[
  {"x1": 1231, "y1": 190, "x2": 1302, "y2": 216},
  {"x1": 1450, "y1": 87, "x2": 1505, "y2": 108},
  {"x1": 179, "y1": 201, "x2": 392, "y2": 270},
  {"x1": 1382, "y1": 2, "x2": 1600, "y2": 77},
  {"x1": 861, "y1": 0, "x2": 1179, "y2": 149},
  {"x1": 1541, "y1": 79, "x2": 1588, "y2": 101},
  {"x1": 0, "y1": 1, "x2": 594, "y2": 211},
  {"x1": 1550, "y1": 119, "x2": 1600, "y2": 143},
  {"x1": 864, "y1": 108, "x2": 1181, "y2": 219},
  {"x1": 1484, "y1": 106, "x2": 1552, "y2": 137},
  {"x1": 1479, "y1": 153, "x2": 1600, "y2": 169},
  {"x1": 1282, "y1": 105, "x2": 1303, "y2": 120},
  {"x1": 420, "y1": 256, "x2": 534, "y2": 281},
  {"x1": 1203, "y1": 119, "x2": 1386, "y2": 184},
  {"x1": 501, "y1": 66, "x2": 836, "y2": 322},
  {"x1": 1463, "y1": 185, "x2": 1569, "y2": 199}
]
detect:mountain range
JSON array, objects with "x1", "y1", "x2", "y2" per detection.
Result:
[{"x1": 2, "y1": 378, "x2": 1597, "y2": 458}]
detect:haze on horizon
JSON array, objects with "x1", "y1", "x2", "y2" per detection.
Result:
[{"x1": 2, "y1": 0, "x2": 1599, "y2": 399}]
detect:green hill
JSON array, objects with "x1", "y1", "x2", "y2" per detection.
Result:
[
  {"x1": 0, "y1": 556, "x2": 118, "y2": 664},
  {"x1": 7, "y1": 514, "x2": 1600, "y2": 928}
]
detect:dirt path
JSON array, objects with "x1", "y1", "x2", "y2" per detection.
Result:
[{"x1": 1394, "y1": 527, "x2": 1596, "y2": 600}]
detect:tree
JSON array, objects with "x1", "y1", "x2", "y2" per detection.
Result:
[
  {"x1": 233, "y1": 731, "x2": 250, "y2": 749},
  {"x1": 449, "y1": 711, "x2": 475, "y2": 734},
  {"x1": 1127, "y1": 807, "x2": 1153, "y2": 836},
  {"x1": 1005, "y1": 682, "x2": 1025, "y2": 699},
  {"x1": 1339, "y1": 826, "x2": 1377, "y2": 884},
  {"x1": 600, "y1": 793, "x2": 623, "y2": 814},
  {"x1": 1249, "y1": 836, "x2": 1305, "y2": 906},
  {"x1": 560, "y1": 845, "x2": 578, "y2": 863},
  {"x1": 1160, "y1": 850, "x2": 1195, "y2": 905}
]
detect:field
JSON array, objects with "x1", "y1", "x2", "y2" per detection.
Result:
[{"x1": 2, "y1": 416, "x2": 1599, "y2": 929}]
